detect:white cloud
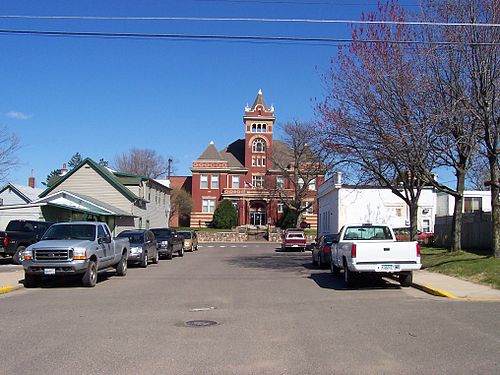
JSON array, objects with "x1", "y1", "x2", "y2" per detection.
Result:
[{"x1": 6, "y1": 111, "x2": 32, "y2": 120}]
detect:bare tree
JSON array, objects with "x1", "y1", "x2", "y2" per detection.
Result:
[
  {"x1": 268, "y1": 121, "x2": 327, "y2": 227},
  {"x1": 416, "y1": 0, "x2": 484, "y2": 251},
  {"x1": 467, "y1": 152, "x2": 490, "y2": 190},
  {"x1": 0, "y1": 125, "x2": 20, "y2": 182},
  {"x1": 169, "y1": 188, "x2": 193, "y2": 225},
  {"x1": 317, "y1": 1, "x2": 437, "y2": 240},
  {"x1": 114, "y1": 148, "x2": 169, "y2": 178}
]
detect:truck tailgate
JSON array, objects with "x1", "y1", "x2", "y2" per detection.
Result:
[{"x1": 354, "y1": 241, "x2": 419, "y2": 263}]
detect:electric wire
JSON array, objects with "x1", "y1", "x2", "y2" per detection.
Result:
[{"x1": 0, "y1": 15, "x2": 498, "y2": 28}]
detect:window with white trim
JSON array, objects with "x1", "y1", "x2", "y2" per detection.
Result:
[
  {"x1": 298, "y1": 177, "x2": 305, "y2": 189},
  {"x1": 252, "y1": 138, "x2": 266, "y2": 153},
  {"x1": 308, "y1": 178, "x2": 316, "y2": 191},
  {"x1": 211, "y1": 175, "x2": 219, "y2": 189},
  {"x1": 202, "y1": 199, "x2": 216, "y2": 213},
  {"x1": 252, "y1": 175, "x2": 264, "y2": 188},
  {"x1": 276, "y1": 176, "x2": 285, "y2": 189},
  {"x1": 231, "y1": 175, "x2": 240, "y2": 188},
  {"x1": 200, "y1": 174, "x2": 208, "y2": 189},
  {"x1": 277, "y1": 203, "x2": 284, "y2": 213},
  {"x1": 302, "y1": 202, "x2": 314, "y2": 214}
]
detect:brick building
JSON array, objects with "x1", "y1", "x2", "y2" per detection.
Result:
[{"x1": 190, "y1": 90, "x2": 322, "y2": 229}]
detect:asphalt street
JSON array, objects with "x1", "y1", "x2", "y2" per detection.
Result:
[{"x1": 0, "y1": 243, "x2": 498, "y2": 375}]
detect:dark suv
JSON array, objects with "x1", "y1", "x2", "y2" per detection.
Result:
[
  {"x1": 150, "y1": 228, "x2": 184, "y2": 259},
  {"x1": 0, "y1": 220, "x2": 54, "y2": 264}
]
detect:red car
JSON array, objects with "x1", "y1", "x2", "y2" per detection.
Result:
[
  {"x1": 393, "y1": 227, "x2": 434, "y2": 245},
  {"x1": 281, "y1": 229, "x2": 307, "y2": 252}
]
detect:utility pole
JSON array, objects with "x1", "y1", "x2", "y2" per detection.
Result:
[{"x1": 167, "y1": 158, "x2": 172, "y2": 179}]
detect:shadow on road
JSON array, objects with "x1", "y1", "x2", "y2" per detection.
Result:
[
  {"x1": 0, "y1": 257, "x2": 14, "y2": 266},
  {"x1": 309, "y1": 272, "x2": 402, "y2": 291},
  {"x1": 21, "y1": 270, "x2": 114, "y2": 289},
  {"x1": 225, "y1": 252, "x2": 310, "y2": 272}
]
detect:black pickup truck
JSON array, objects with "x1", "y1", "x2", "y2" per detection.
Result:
[{"x1": 0, "y1": 220, "x2": 53, "y2": 264}]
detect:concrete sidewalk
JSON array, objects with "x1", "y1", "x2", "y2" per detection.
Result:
[
  {"x1": 1, "y1": 264, "x2": 500, "y2": 300},
  {"x1": 0, "y1": 266, "x2": 24, "y2": 294},
  {"x1": 412, "y1": 270, "x2": 500, "y2": 300}
]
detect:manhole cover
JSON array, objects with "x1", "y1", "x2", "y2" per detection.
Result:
[{"x1": 185, "y1": 320, "x2": 218, "y2": 327}]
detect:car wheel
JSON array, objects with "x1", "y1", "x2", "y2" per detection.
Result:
[
  {"x1": 13, "y1": 246, "x2": 26, "y2": 265},
  {"x1": 24, "y1": 273, "x2": 39, "y2": 288},
  {"x1": 312, "y1": 253, "x2": 318, "y2": 266},
  {"x1": 344, "y1": 262, "x2": 355, "y2": 288},
  {"x1": 152, "y1": 250, "x2": 159, "y2": 264},
  {"x1": 116, "y1": 253, "x2": 127, "y2": 276},
  {"x1": 195, "y1": 245, "x2": 198, "y2": 251},
  {"x1": 141, "y1": 252, "x2": 148, "y2": 268},
  {"x1": 399, "y1": 272, "x2": 413, "y2": 287},
  {"x1": 166, "y1": 246, "x2": 173, "y2": 260},
  {"x1": 318, "y1": 254, "x2": 324, "y2": 269},
  {"x1": 178, "y1": 247, "x2": 184, "y2": 257},
  {"x1": 82, "y1": 260, "x2": 97, "y2": 287}
]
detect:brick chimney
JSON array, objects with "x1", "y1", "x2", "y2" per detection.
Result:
[{"x1": 28, "y1": 171, "x2": 35, "y2": 188}]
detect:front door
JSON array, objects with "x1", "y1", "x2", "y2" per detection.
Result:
[{"x1": 250, "y1": 209, "x2": 266, "y2": 226}]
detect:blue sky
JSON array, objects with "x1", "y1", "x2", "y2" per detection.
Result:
[{"x1": 1, "y1": 0, "x2": 429, "y2": 187}]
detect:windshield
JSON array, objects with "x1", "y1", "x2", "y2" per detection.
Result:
[
  {"x1": 286, "y1": 233, "x2": 305, "y2": 239},
  {"x1": 344, "y1": 226, "x2": 393, "y2": 240},
  {"x1": 151, "y1": 229, "x2": 173, "y2": 238},
  {"x1": 42, "y1": 224, "x2": 96, "y2": 241},
  {"x1": 177, "y1": 231, "x2": 192, "y2": 239},
  {"x1": 117, "y1": 232, "x2": 144, "y2": 244},
  {"x1": 324, "y1": 234, "x2": 338, "y2": 243}
]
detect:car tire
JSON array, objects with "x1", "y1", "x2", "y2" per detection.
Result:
[
  {"x1": 166, "y1": 247, "x2": 173, "y2": 260},
  {"x1": 24, "y1": 273, "x2": 39, "y2": 288},
  {"x1": 312, "y1": 254, "x2": 318, "y2": 266},
  {"x1": 152, "y1": 250, "x2": 159, "y2": 264},
  {"x1": 399, "y1": 272, "x2": 413, "y2": 287},
  {"x1": 82, "y1": 260, "x2": 97, "y2": 287},
  {"x1": 116, "y1": 253, "x2": 127, "y2": 276},
  {"x1": 344, "y1": 262, "x2": 355, "y2": 287},
  {"x1": 178, "y1": 247, "x2": 184, "y2": 257},
  {"x1": 318, "y1": 255, "x2": 324, "y2": 269},
  {"x1": 195, "y1": 245, "x2": 198, "y2": 251},
  {"x1": 141, "y1": 252, "x2": 148, "y2": 268},
  {"x1": 13, "y1": 246, "x2": 26, "y2": 265}
]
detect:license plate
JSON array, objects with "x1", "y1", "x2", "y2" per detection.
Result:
[
  {"x1": 378, "y1": 264, "x2": 400, "y2": 272},
  {"x1": 44, "y1": 268, "x2": 56, "y2": 275}
]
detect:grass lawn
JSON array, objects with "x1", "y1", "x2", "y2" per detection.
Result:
[{"x1": 421, "y1": 247, "x2": 500, "y2": 289}]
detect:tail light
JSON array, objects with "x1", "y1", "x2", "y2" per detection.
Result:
[
  {"x1": 416, "y1": 242, "x2": 421, "y2": 257},
  {"x1": 351, "y1": 243, "x2": 357, "y2": 258},
  {"x1": 3, "y1": 235, "x2": 8, "y2": 247},
  {"x1": 324, "y1": 245, "x2": 331, "y2": 254}
]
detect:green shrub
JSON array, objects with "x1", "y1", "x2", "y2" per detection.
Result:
[
  {"x1": 211, "y1": 200, "x2": 238, "y2": 229},
  {"x1": 277, "y1": 206, "x2": 298, "y2": 229}
]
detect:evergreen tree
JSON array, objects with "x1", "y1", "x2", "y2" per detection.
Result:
[
  {"x1": 68, "y1": 152, "x2": 82, "y2": 170},
  {"x1": 277, "y1": 206, "x2": 298, "y2": 229},
  {"x1": 211, "y1": 200, "x2": 238, "y2": 229}
]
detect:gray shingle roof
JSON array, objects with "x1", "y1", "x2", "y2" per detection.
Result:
[
  {"x1": 251, "y1": 89, "x2": 269, "y2": 110},
  {"x1": 197, "y1": 142, "x2": 223, "y2": 161}
]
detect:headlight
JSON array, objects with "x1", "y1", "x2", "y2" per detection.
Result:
[
  {"x1": 131, "y1": 247, "x2": 143, "y2": 254},
  {"x1": 161, "y1": 241, "x2": 169, "y2": 246},
  {"x1": 23, "y1": 249, "x2": 33, "y2": 261},
  {"x1": 73, "y1": 248, "x2": 87, "y2": 260}
]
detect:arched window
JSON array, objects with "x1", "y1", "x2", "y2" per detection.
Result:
[
  {"x1": 262, "y1": 124, "x2": 267, "y2": 132},
  {"x1": 252, "y1": 138, "x2": 266, "y2": 153},
  {"x1": 252, "y1": 124, "x2": 256, "y2": 132}
]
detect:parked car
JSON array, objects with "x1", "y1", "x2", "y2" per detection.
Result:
[
  {"x1": 150, "y1": 228, "x2": 184, "y2": 259},
  {"x1": 330, "y1": 223, "x2": 421, "y2": 287},
  {"x1": 281, "y1": 228, "x2": 307, "y2": 252},
  {"x1": 312, "y1": 234, "x2": 338, "y2": 269},
  {"x1": 0, "y1": 220, "x2": 54, "y2": 265},
  {"x1": 178, "y1": 230, "x2": 198, "y2": 251},
  {"x1": 22, "y1": 222, "x2": 130, "y2": 287},
  {"x1": 117, "y1": 229, "x2": 158, "y2": 267},
  {"x1": 393, "y1": 227, "x2": 434, "y2": 245}
]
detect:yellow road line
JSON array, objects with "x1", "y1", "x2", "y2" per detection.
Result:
[{"x1": 0, "y1": 286, "x2": 15, "y2": 295}]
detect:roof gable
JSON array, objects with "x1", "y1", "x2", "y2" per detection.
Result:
[{"x1": 39, "y1": 158, "x2": 141, "y2": 202}]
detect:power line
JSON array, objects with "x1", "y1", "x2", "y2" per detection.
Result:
[
  {"x1": 0, "y1": 28, "x2": 498, "y2": 45},
  {"x1": 0, "y1": 15, "x2": 498, "y2": 28}
]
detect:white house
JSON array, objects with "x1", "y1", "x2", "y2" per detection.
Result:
[
  {"x1": 436, "y1": 191, "x2": 491, "y2": 216},
  {"x1": 317, "y1": 173, "x2": 436, "y2": 236},
  {"x1": 0, "y1": 182, "x2": 44, "y2": 230}
]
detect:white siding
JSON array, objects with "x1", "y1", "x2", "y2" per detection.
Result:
[
  {"x1": 436, "y1": 191, "x2": 492, "y2": 216},
  {"x1": 0, "y1": 207, "x2": 44, "y2": 231},
  {"x1": 50, "y1": 165, "x2": 133, "y2": 213},
  {"x1": 318, "y1": 179, "x2": 437, "y2": 235},
  {"x1": 0, "y1": 188, "x2": 29, "y2": 205}
]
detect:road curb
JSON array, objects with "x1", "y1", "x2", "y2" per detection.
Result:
[
  {"x1": 411, "y1": 282, "x2": 457, "y2": 298},
  {"x1": 411, "y1": 282, "x2": 500, "y2": 301},
  {"x1": 0, "y1": 284, "x2": 23, "y2": 295}
]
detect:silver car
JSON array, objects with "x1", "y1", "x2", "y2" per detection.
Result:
[{"x1": 117, "y1": 229, "x2": 158, "y2": 268}]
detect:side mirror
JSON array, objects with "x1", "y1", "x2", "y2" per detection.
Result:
[{"x1": 98, "y1": 237, "x2": 104, "y2": 244}]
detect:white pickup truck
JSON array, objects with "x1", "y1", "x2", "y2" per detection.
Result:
[{"x1": 330, "y1": 223, "x2": 421, "y2": 287}]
